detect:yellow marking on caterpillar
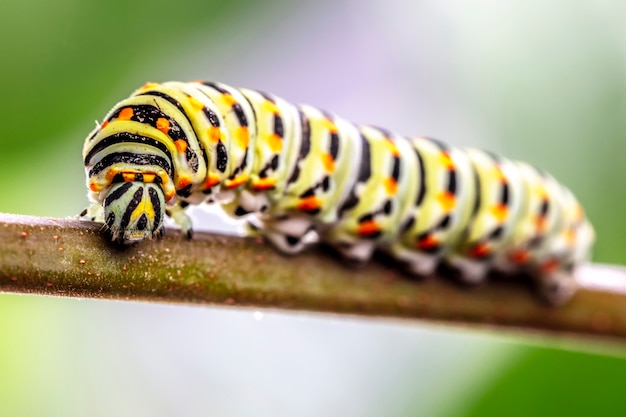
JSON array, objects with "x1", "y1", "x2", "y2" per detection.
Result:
[
  {"x1": 225, "y1": 173, "x2": 249, "y2": 189},
  {"x1": 383, "y1": 177, "x2": 398, "y2": 195},
  {"x1": 253, "y1": 177, "x2": 277, "y2": 191},
  {"x1": 384, "y1": 138, "x2": 400, "y2": 157},
  {"x1": 236, "y1": 126, "x2": 249, "y2": 149},
  {"x1": 143, "y1": 173, "x2": 156, "y2": 183},
  {"x1": 322, "y1": 153, "x2": 335, "y2": 173},
  {"x1": 494, "y1": 166, "x2": 506, "y2": 182},
  {"x1": 321, "y1": 118, "x2": 338, "y2": 133},
  {"x1": 437, "y1": 191, "x2": 456, "y2": 212},
  {"x1": 204, "y1": 174, "x2": 221, "y2": 190},
  {"x1": 130, "y1": 193, "x2": 156, "y2": 224},
  {"x1": 122, "y1": 173, "x2": 136, "y2": 182},
  {"x1": 536, "y1": 185, "x2": 548, "y2": 199},
  {"x1": 491, "y1": 204, "x2": 508, "y2": 222},
  {"x1": 267, "y1": 133, "x2": 282, "y2": 153},
  {"x1": 439, "y1": 152, "x2": 454, "y2": 170},
  {"x1": 140, "y1": 82, "x2": 159, "y2": 91},
  {"x1": 574, "y1": 204, "x2": 584, "y2": 220},
  {"x1": 188, "y1": 96, "x2": 205, "y2": 111},
  {"x1": 262, "y1": 100, "x2": 280, "y2": 114},
  {"x1": 207, "y1": 126, "x2": 222, "y2": 143},
  {"x1": 222, "y1": 94, "x2": 237, "y2": 107},
  {"x1": 156, "y1": 117, "x2": 170, "y2": 135}
]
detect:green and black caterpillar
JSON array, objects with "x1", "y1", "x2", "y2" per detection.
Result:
[{"x1": 81, "y1": 81, "x2": 594, "y2": 304}]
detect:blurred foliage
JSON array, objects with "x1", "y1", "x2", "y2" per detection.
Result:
[
  {"x1": 463, "y1": 347, "x2": 626, "y2": 417},
  {"x1": 0, "y1": 1, "x2": 625, "y2": 416}
]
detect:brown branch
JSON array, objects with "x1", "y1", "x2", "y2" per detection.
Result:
[{"x1": 1, "y1": 212, "x2": 625, "y2": 343}]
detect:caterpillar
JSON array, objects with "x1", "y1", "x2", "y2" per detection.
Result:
[{"x1": 81, "y1": 81, "x2": 595, "y2": 304}]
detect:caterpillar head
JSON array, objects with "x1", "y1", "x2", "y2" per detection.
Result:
[{"x1": 103, "y1": 182, "x2": 165, "y2": 244}]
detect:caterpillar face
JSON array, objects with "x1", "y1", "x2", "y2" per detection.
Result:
[
  {"x1": 103, "y1": 182, "x2": 165, "y2": 244},
  {"x1": 81, "y1": 80, "x2": 594, "y2": 304}
]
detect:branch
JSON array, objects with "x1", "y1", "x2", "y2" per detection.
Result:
[{"x1": 1, "y1": 212, "x2": 625, "y2": 343}]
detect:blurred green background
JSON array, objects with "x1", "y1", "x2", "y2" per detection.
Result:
[{"x1": 0, "y1": 1, "x2": 625, "y2": 416}]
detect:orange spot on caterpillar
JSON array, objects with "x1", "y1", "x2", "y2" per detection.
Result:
[
  {"x1": 156, "y1": 117, "x2": 170, "y2": 135},
  {"x1": 188, "y1": 96, "x2": 205, "y2": 111},
  {"x1": 540, "y1": 258, "x2": 559, "y2": 274},
  {"x1": 535, "y1": 216, "x2": 547, "y2": 232},
  {"x1": 510, "y1": 249, "x2": 530, "y2": 264},
  {"x1": 491, "y1": 204, "x2": 508, "y2": 222},
  {"x1": 204, "y1": 174, "x2": 221, "y2": 190},
  {"x1": 267, "y1": 133, "x2": 282, "y2": 153},
  {"x1": 207, "y1": 126, "x2": 222, "y2": 143},
  {"x1": 565, "y1": 227, "x2": 576, "y2": 244},
  {"x1": 105, "y1": 168, "x2": 119, "y2": 182},
  {"x1": 322, "y1": 153, "x2": 335, "y2": 172},
  {"x1": 225, "y1": 173, "x2": 249, "y2": 189},
  {"x1": 175, "y1": 139, "x2": 188, "y2": 153},
  {"x1": 118, "y1": 107, "x2": 134, "y2": 121},
  {"x1": 177, "y1": 177, "x2": 191, "y2": 189},
  {"x1": 417, "y1": 234, "x2": 438, "y2": 250},
  {"x1": 100, "y1": 120, "x2": 109, "y2": 130},
  {"x1": 297, "y1": 196, "x2": 321, "y2": 212},
  {"x1": 383, "y1": 177, "x2": 398, "y2": 195},
  {"x1": 470, "y1": 242, "x2": 491, "y2": 258},
  {"x1": 439, "y1": 152, "x2": 455, "y2": 170},
  {"x1": 253, "y1": 177, "x2": 277, "y2": 191},
  {"x1": 358, "y1": 220, "x2": 380, "y2": 236},
  {"x1": 140, "y1": 82, "x2": 159, "y2": 91},
  {"x1": 437, "y1": 191, "x2": 456, "y2": 212},
  {"x1": 89, "y1": 180, "x2": 99, "y2": 192},
  {"x1": 236, "y1": 126, "x2": 249, "y2": 149}
]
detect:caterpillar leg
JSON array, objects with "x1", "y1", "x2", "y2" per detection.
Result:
[
  {"x1": 446, "y1": 256, "x2": 490, "y2": 285},
  {"x1": 330, "y1": 241, "x2": 376, "y2": 267},
  {"x1": 536, "y1": 269, "x2": 577, "y2": 306},
  {"x1": 385, "y1": 243, "x2": 440, "y2": 277},
  {"x1": 248, "y1": 215, "x2": 318, "y2": 255},
  {"x1": 166, "y1": 202, "x2": 193, "y2": 239},
  {"x1": 78, "y1": 204, "x2": 104, "y2": 222},
  {"x1": 221, "y1": 189, "x2": 270, "y2": 218}
]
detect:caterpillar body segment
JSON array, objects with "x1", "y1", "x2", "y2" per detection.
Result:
[{"x1": 81, "y1": 80, "x2": 595, "y2": 304}]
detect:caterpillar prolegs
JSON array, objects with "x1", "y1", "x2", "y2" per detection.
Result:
[{"x1": 81, "y1": 81, "x2": 595, "y2": 304}]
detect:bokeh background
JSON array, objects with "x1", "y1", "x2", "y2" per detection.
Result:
[{"x1": 1, "y1": 0, "x2": 625, "y2": 415}]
